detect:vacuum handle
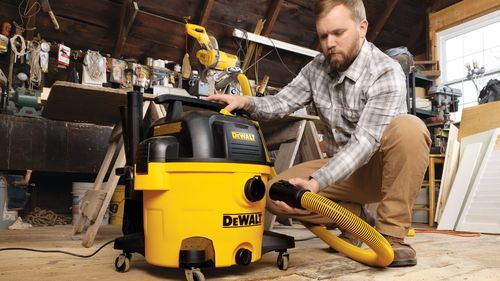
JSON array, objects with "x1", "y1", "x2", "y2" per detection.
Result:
[
  {"x1": 269, "y1": 180, "x2": 309, "y2": 209},
  {"x1": 154, "y1": 94, "x2": 249, "y2": 117},
  {"x1": 155, "y1": 94, "x2": 223, "y2": 111}
]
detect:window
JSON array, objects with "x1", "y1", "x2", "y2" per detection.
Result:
[{"x1": 438, "y1": 10, "x2": 500, "y2": 122}]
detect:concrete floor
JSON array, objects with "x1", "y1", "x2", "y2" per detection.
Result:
[{"x1": 0, "y1": 224, "x2": 499, "y2": 281}]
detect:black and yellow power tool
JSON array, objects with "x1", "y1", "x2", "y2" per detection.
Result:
[
  {"x1": 186, "y1": 23, "x2": 253, "y2": 97},
  {"x1": 113, "y1": 93, "x2": 294, "y2": 281}
]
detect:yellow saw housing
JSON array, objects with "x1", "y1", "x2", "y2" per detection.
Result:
[{"x1": 186, "y1": 23, "x2": 239, "y2": 71}]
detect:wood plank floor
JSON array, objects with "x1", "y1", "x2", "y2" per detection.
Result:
[{"x1": 1, "y1": 224, "x2": 499, "y2": 280}]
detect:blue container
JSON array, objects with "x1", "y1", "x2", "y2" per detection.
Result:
[{"x1": 0, "y1": 177, "x2": 17, "y2": 229}]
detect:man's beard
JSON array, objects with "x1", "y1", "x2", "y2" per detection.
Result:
[
  {"x1": 327, "y1": 47, "x2": 357, "y2": 72},
  {"x1": 326, "y1": 36, "x2": 362, "y2": 72}
]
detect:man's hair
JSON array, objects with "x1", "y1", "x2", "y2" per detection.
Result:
[{"x1": 313, "y1": 0, "x2": 366, "y2": 23}]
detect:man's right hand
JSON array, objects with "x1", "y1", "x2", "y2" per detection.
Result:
[{"x1": 206, "y1": 94, "x2": 250, "y2": 113}]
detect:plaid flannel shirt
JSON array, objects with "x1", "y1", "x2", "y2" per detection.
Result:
[{"x1": 246, "y1": 40, "x2": 407, "y2": 190}]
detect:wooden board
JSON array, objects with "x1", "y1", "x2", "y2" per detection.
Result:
[
  {"x1": 456, "y1": 133, "x2": 500, "y2": 233},
  {"x1": 458, "y1": 101, "x2": 500, "y2": 141},
  {"x1": 435, "y1": 123, "x2": 460, "y2": 222},
  {"x1": 0, "y1": 114, "x2": 111, "y2": 173},
  {"x1": 42, "y1": 81, "x2": 154, "y2": 125},
  {"x1": 437, "y1": 142, "x2": 482, "y2": 230}
]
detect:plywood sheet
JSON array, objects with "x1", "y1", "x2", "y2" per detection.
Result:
[
  {"x1": 435, "y1": 123, "x2": 459, "y2": 222},
  {"x1": 437, "y1": 142, "x2": 482, "y2": 230},
  {"x1": 42, "y1": 81, "x2": 156, "y2": 125},
  {"x1": 456, "y1": 133, "x2": 500, "y2": 233},
  {"x1": 42, "y1": 81, "x2": 129, "y2": 125},
  {"x1": 458, "y1": 101, "x2": 500, "y2": 141}
]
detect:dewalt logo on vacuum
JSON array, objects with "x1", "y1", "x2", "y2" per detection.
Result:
[
  {"x1": 222, "y1": 212, "x2": 262, "y2": 228},
  {"x1": 231, "y1": 131, "x2": 256, "y2": 142}
]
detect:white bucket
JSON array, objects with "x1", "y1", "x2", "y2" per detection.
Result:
[{"x1": 72, "y1": 182, "x2": 109, "y2": 225}]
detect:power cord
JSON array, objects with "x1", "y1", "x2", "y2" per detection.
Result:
[
  {"x1": 0, "y1": 239, "x2": 116, "y2": 258},
  {"x1": 294, "y1": 236, "x2": 319, "y2": 242}
]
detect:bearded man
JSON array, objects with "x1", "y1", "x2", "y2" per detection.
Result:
[{"x1": 207, "y1": 0, "x2": 431, "y2": 267}]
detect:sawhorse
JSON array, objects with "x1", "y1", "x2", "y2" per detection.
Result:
[
  {"x1": 72, "y1": 100, "x2": 166, "y2": 247},
  {"x1": 260, "y1": 114, "x2": 324, "y2": 230}
]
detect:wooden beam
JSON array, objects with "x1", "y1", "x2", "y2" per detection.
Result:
[
  {"x1": 262, "y1": 0, "x2": 285, "y2": 36},
  {"x1": 367, "y1": 0, "x2": 398, "y2": 43},
  {"x1": 113, "y1": 0, "x2": 138, "y2": 58},
  {"x1": 242, "y1": 19, "x2": 265, "y2": 72},
  {"x1": 198, "y1": 0, "x2": 214, "y2": 27},
  {"x1": 429, "y1": 0, "x2": 446, "y2": 13},
  {"x1": 189, "y1": 0, "x2": 215, "y2": 57},
  {"x1": 407, "y1": 19, "x2": 425, "y2": 54}
]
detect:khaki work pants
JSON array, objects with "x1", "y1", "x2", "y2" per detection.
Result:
[{"x1": 266, "y1": 114, "x2": 432, "y2": 238}]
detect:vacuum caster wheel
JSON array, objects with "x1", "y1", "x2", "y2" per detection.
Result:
[
  {"x1": 185, "y1": 268, "x2": 205, "y2": 281},
  {"x1": 277, "y1": 252, "x2": 289, "y2": 270},
  {"x1": 115, "y1": 253, "x2": 131, "y2": 273}
]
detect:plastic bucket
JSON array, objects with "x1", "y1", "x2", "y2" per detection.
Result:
[
  {"x1": 72, "y1": 182, "x2": 109, "y2": 225},
  {"x1": 109, "y1": 185, "x2": 125, "y2": 225}
]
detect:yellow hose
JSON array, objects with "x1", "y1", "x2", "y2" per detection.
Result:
[{"x1": 300, "y1": 192, "x2": 394, "y2": 267}]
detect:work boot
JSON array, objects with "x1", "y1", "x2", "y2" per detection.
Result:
[
  {"x1": 384, "y1": 235, "x2": 417, "y2": 267},
  {"x1": 329, "y1": 206, "x2": 375, "y2": 252}
]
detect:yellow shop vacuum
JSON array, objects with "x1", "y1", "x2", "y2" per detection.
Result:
[{"x1": 113, "y1": 93, "x2": 294, "y2": 280}]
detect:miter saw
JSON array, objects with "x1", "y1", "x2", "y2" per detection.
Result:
[{"x1": 185, "y1": 23, "x2": 252, "y2": 97}]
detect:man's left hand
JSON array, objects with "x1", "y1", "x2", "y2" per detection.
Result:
[{"x1": 270, "y1": 177, "x2": 320, "y2": 215}]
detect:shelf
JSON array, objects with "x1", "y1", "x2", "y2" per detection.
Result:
[
  {"x1": 413, "y1": 72, "x2": 435, "y2": 82},
  {"x1": 415, "y1": 108, "x2": 435, "y2": 117}
]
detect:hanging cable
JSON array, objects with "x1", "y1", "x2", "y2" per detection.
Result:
[
  {"x1": 9, "y1": 34, "x2": 26, "y2": 63},
  {"x1": 17, "y1": 0, "x2": 41, "y2": 29},
  {"x1": 243, "y1": 49, "x2": 273, "y2": 73},
  {"x1": 268, "y1": 38, "x2": 298, "y2": 77},
  {"x1": 28, "y1": 40, "x2": 42, "y2": 88}
]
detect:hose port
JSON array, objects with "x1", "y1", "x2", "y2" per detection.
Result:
[
  {"x1": 244, "y1": 176, "x2": 266, "y2": 202},
  {"x1": 235, "y1": 248, "x2": 252, "y2": 266}
]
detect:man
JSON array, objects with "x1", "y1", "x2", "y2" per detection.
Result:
[{"x1": 207, "y1": 0, "x2": 431, "y2": 267}]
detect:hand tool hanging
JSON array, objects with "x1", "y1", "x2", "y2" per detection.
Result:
[{"x1": 40, "y1": 0, "x2": 59, "y2": 30}]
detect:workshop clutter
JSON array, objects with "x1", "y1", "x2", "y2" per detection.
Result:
[
  {"x1": 72, "y1": 182, "x2": 108, "y2": 225},
  {"x1": 0, "y1": 16, "x2": 263, "y2": 121},
  {"x1": 0, "y1": 22, "x2": 189, "y2": 117}
]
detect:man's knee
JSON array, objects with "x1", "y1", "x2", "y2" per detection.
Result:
[{"x1": 381, "y1": 114, "x2": 431, "y2": 150}]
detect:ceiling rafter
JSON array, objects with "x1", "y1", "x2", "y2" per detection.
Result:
[
  {"x1": 262, "y1": 0, "x2": 285, "y2": 36},
  {"x1": 198, "y1": 0, "x2": 214, "y2": 27},
  {"x1": 367, "y1": 0, "x2": 398, "y2": 43},
  {"x1": 407, "y1": 20, "x2": 425, "y2": 54},
  {"x1": 113, "y1": 0, "x2": 138, "y2": 58},
  {"x1": 429, "y1": 0, "x2": 446, "y2": 13}
]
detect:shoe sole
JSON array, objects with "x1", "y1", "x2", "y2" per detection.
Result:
[{"x1": 388, "y1": 259, "x2": 417, "y2": 267}]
